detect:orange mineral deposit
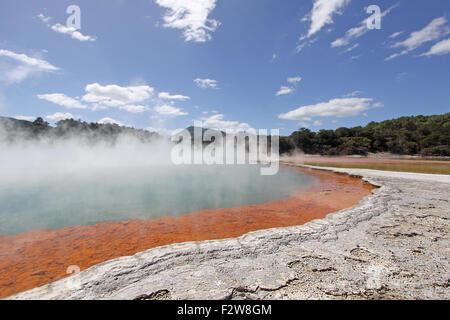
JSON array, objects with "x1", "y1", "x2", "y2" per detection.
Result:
[{"x1": 0, "y1": 167, "x2": 374, "y2": 298}]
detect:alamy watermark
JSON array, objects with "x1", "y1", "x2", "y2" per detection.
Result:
[
  {"x1": 66, "y1": 265, "x2": 81, "y2": 290},
  {"x1": 170, "y1": 121, "x2": 280, "y2": 176},
  {"x1": 367, "y1": 5, "x2": 382, "y2": 30},
  {"x1": 66, "y1": 5, "x2": 81, "y2": 30}
]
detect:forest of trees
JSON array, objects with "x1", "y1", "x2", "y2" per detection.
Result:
[
  {"x1": 0, "y1": 117, "x2": 161, "y2": 145},
  {"x1": 280, "y1": 113, "x2": 450, "y2": 157},
  {"x1": 1, "y1": 113, "x2": 449, "y2": 156}
]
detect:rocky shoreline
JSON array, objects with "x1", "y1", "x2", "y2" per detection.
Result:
[{"x1": 9, "y1": 165, "x2": 450, "y2": 300}]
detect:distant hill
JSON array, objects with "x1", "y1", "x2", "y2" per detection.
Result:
[{"x1": 280, "y1": 113, "x2": 450, "y2": 157}]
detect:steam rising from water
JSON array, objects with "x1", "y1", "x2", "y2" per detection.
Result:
[{"x1": 0, "y1": 126, "x2": 314, "y2": 236}]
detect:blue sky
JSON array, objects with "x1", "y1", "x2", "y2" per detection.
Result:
[{"x1": 0, "y1": 0, "x2": 449, "y2": 136}]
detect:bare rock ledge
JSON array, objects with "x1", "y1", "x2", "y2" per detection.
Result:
[{"x1": 9, "y1": 165, "x2": 450, "y2": 300}]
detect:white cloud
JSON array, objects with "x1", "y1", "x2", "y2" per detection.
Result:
[
  {"x1": 296, "y1": 41, "x2": 309, "y2": 53},
  {"x1": 154, "y1": 104, "x2": 188, "y2": 116},
  {"x1": 158, "y1": 92, "x2": 190, "y2": 100},
  {"x1": 296, "y1": 37, "x2": 318, "y2": 53},
  {"x1": 386, "y1": 16, "x2": 450, "y2": 60},
  {"x1": 373, "y1": 102, "x2": 384, "y2": 108},
  {"x1": 303, "y1": 0, "x2": 351, "y2": 39},
  {"x1": 343, "y1": 90, "x2": 361, "y2": 97},
  {"x1": 331, "y1": 4, "x2": 398, "y2": 48},
  {"x1": 389, "y1": 31, "x2": 403, "y2": 39},
  {"x1": 201, "y1": 113, "x2": 252, "y2": 133},
  {"x1": 37, "y1": 13, "x2": 96, "y2": 42},
  {"x1": 98, "y1": 117, "x2": 125, "y2": 126},
  {"x1": 276, "y1": 86, "x2": 295, "y2": 96},
  {"x1": 420, "y1": 38, "x2": 450, "y2": 57},
  {"x1": 0, "y1": 49, "x2": 59, "y2": 83},
  {"x1": 50, "y1": 24, "x2": 96, "y2": 42},
  {"x1": 46, "y1": 112, "x2": 75, "y2": 121},
  {"x1": 36, "y1": 82, "x2": 195, "y2": 116},
  {"x1": 82, "y1": 83, "x2": 154, "y2": 107},
  {"x1": 119, "y1": 105, "x2": 150, "y2": 113},
  {"x1": 14, "y1": 115, "x2": 36, "y2": 121},
  {"x1": 276, "y1": 76, "x2": 302, "y2": 96},
  {"x1": 343, "y1": 43, "x2": 359, "y2": 53},
  {"x1": 270, "y1": 53, "x2": 277, "y2": 62},
  {"x1": 36, "y1": 13, "x2": 51, "y2": 24},
  {"x1": 37, "y1": 93, "x2": 88, "y2": 109},
  {"x1": 0, "y1": 50, "x2": 58, "y2": 71},
  {"x1": 287, "y1": 76, "x2": 302, "y2": 84},
  {"x1": 279, "y1": 97, "x2": 375, "y2": 121},
  {"x1": 331, "y1": 24, "x2": 365, "y2": 48},
  {"x1": 155, "y1": 0, "x2": 220, "y2": 42},
  {"x1": 194, "y1": 78, "x2": 218, "y2": 89}
]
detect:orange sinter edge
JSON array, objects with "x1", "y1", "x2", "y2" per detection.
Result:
[{"x1": 0, "y1": 166, "x2": 374, "y2": 298}]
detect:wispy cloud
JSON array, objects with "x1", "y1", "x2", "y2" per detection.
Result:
[
  {"x1": 154, "y1": 104, "x2": 188, "y2": 116},
  {"x1": 343, "y1": 90, "x2": 361, "y2": 97},
  {"x1": 270, "y1": 53, "x2": 277, "y2": 62},
  {"x1": 342, "y1": 43, "x2": 359, "y2": 53},
  {"x1": 155, "y1": 0, "x2": 220, "y2": 42},
  {"x1": 194, "y1": 78, "x2": 218, "y2": 89},
  {"x1": 296, "y1": 0, "x2": 351, "y2": 53},
  {"x1": 201, "y1": 113, "x2": 252, "y2": 133},
  {"x1": 0, "y1": 49, "x2": 59, "y2": 84},
  {"x1": 36, "y1": 13, "x2": 51, "y2": 24},
  {"x1": 37, "y1": 13, "x2": 96, "y2": 42},
  {"x1": 287, "y1": 76, "x2": 302, "y2": 84},
  {"x1": 276, "y1": 86, "x2": 295, "y2": 96},
  {"x1": 158, "y1": 92, "x2": 190, "y2": 101},
  {"x1": 389, "y1": 31, "x2": 404, "y2": 39},
  {"x1": 331, "y1": 4, "x2": 398, "y2": 48},
  {"x1": 303, "y1": 0, "x2": 351, "y2": 39},
  {"x1": 51, "y1": 24, "x2": 96, "y2": 42},
  {"x1": 386, "y1": 16, "x2": 450, "y2": 61},
  {"x1": 420, "y1": 38, "x2": 450, "y2": 57},
  {"x1": 37, "y1": 93, "x2": 88, "y2": 109}
]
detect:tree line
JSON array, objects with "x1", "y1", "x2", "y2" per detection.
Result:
[
  {"x1": 1, "y1": 113, "x2": 449, "y2": 156},
  {"x1": 0, "y1": 117, "x2": 160, "y2": 145},
  {"x1": 279, "y1": 113, "x2": 449, "y2": 157}
]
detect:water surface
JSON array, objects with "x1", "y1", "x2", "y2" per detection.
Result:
[{"x1": 0, "y1": 165, "x2": 315, "y2": 235}]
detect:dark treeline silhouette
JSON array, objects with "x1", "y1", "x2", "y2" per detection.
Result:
[
  {"x1": 1, "y1": 113, "x2": 449, "y2": 156},
  {"x1": 0, "y1": 117, "x2": 161, "y2": 145},
  {"x1": 280, "y1": 113, "x2": 450, "y2": 157}
]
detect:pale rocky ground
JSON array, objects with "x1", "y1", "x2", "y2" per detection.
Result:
[{"x1": 10, "y1": 165, "x2": 450, "y2": 300}]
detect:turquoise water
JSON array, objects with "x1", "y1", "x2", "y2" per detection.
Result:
[{"x1": 0, "y1": 165, "x2": 315, "y2": 236}]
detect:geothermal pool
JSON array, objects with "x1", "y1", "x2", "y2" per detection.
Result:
[
  {"x1": 0, "y1": 165, "x2": 373, "y2": 298},
  {"x1": 0, "y1": 165, "x2": 315, "y2": 236}
]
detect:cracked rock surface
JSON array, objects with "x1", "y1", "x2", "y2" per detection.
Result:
[{"x1": 9, "y1": 165, "x2": 450, "y2": 300}]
